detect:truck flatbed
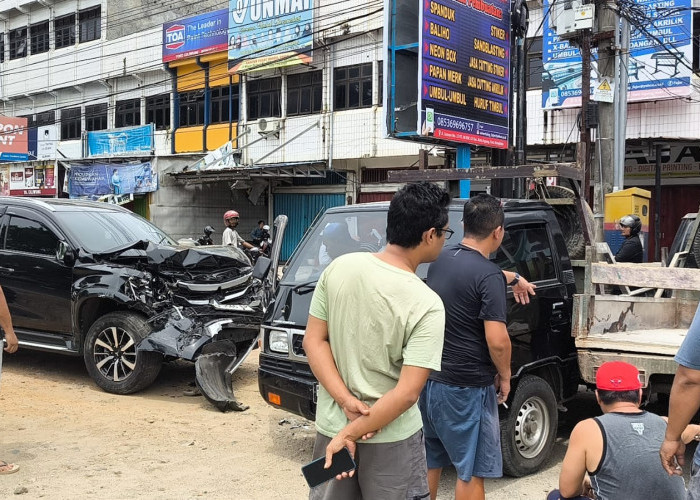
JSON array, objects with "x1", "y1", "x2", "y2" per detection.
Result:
[{"x1": 576, "y1": 328, "x2": 686, "y2": 356}]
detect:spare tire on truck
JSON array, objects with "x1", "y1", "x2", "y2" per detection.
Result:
[{"x1": 529, "y1": 185, "x2": 593, "y2": 260}]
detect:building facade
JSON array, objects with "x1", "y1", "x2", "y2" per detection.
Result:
[{"x1": 1, "y1": 0, "x2": 698, "y2": 258}]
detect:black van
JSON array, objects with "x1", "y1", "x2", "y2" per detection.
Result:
[{"x1": 258, "y1": 199, "x2": 581, "y2": 476}]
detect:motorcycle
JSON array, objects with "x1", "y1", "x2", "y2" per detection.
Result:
[
  {"x1": 197, "y1": 226, "x2": 216, "y2": 246},
  {"x1": 247, "y1": 225, "x2": 272, "y2": 264}
]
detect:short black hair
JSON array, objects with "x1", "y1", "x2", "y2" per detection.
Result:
[
  {"x1": 597, "y1": 389, "x2": 641, "y2": 406},
  {"x1": 386, "y1": 182, "x2": 450, "y2": 248},
  {"x1": 258, "y1": 220, "x2": 265, "y2": 225},
  {"x1": 462, "y1": 193, "x2": 504, "y2": 240}
]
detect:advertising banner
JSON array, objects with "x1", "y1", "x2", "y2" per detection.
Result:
[
  {"x1": 86, "y1": 125, "x2": 154, "y2": 157},
  {"x1": 0, "y1": 165, "x2": 8, "y2": 195},
  {"x1": 162, "y1": 9, "x2": 229, "y2": 63},
  {"x1": 5, "y1": 163, "x2": 57, "y2": 196},
  {"x1": 542, "y1": 0, "x2": 692, "y2": 109},
  {"x1": 68, "y1": 162, "x2": 157, "y2": 198},
  {"x1": 37, "y1": 125, "x2": 58, "y2": 160},
  {"x1": 228, "y1": 0, "x2": 313, "y2": 73},
  {"x1": 0, "y1": 115, "x2": 29, "y2": 161},
  {"x1": 418, "y1": 0, "x2": 511, "y2": 148}
]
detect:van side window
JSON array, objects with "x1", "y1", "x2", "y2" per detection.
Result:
[
  {"x1": 5, "y1": 215, "x2": 58, "y2": 255},
  {"x1": 492, "y1": 226, "x2": 556, "y2": 283}
]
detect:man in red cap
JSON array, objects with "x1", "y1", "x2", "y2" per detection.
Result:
[{"x1": 547, "y1": 361, "x2": 686, "y2": 500}]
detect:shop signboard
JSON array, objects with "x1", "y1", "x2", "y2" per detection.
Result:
[
  {"x1": 162, "y1": 9, "x2": 229, "y2": 62},
  {"x1": 86, "y1": 124, "x2": 154, "y2": 157},
  {"x1": 3, "y1": 163, "x2": 58, "y2": 196},
  {"x1": 68, "y1": 162, "x2": 157, "y2": 198},
  {"x1": 542, "y1": 0, "x2": 692, "y2": 109},
  {"x1": 228, "y1": 0, "x2": 313, "y2": 72},
  {"x1": 37, "y1": 125, "x2": 58, "y2": 160},
  {"x1": 0, "y1": 115, "x2": 29, "y2": 161},
  {"x1": 416, "y1": 0, "x2": 511, "y2": 148}
]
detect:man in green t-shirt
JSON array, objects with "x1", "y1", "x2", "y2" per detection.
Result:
[{"x1": 303, "y1": 182, "x2": 451, "y2": 500}]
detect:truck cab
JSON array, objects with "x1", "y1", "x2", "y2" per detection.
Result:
[{"x1": 258, "y1": 199, "x2": 580, "y2": 476}]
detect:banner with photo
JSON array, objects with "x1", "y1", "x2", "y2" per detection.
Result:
[
  {"x1": 68, "y1": 162, "x2": 157, "y2": 198},
  {"x1": 86, "y1": 125, "x2": 154, "y2": 157},
  {"x1": 1, "y1": 163, "x2": 58, "y2": 196},
  {"x1": 542, "y1": 0, "x2": 692, "y2": 109},
  {"x1": 228, "y1": 0, "x2": 313, "y2": 73}
]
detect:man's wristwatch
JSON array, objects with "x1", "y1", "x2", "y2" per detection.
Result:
[{"x1": 508, "y1": 273, "x2": 521, "y2": 287}]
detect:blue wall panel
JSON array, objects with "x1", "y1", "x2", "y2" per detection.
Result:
[{"x1": 274, "y1": 193, "x2": 346, "y2": 261}]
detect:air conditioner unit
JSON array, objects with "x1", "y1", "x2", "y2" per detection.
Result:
[{"x1": 257, "y1": 118, "x2": 281, "y2": 139}]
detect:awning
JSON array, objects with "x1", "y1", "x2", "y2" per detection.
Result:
[{"x1": 167, "y1": 160, "x2": 329, "y2": 184}]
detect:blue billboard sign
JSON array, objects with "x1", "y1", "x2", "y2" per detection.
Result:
[
  {"x1": 162, "y1": 9, "x2": 229, "y2": 63},
  {"x1": 68, "y1": 162, "x2": 157, "y2": 198},
  {"x1": 227, "y1": 0, "x2": 313, "y2": 73},
  {"x1": 87, "y1": 125, "x2": 154, "y2": 157},
  {"x1": 418, "y1": 0, "x2": 511, "y2": 148},
  {"x1": 542, "y1": 0, "x2": 692, "y2": 109}
]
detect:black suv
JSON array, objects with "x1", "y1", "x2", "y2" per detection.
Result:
[
  {"x1": 258, "y1": 200, "x2": 581, "y2": 476},
  {"x1": 0, "y1": 197, "x2": 281, "y2": 397}
]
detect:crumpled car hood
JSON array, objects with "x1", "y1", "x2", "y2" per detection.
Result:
[
  {"x1": 81, "y1": 240, "x2": 253, "y2": 292},
  {"x1": 84, "y1": 239, "x2": 249, "y2": 271}
]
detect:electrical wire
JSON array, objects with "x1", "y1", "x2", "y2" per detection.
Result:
[
  {"x1": 0, "y1": 0, "x2": 383, "y2": 80},
  {"x1": 2, "y1": 5, "x2": 385, "y2": 137}
]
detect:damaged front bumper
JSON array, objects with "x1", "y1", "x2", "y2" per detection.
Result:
[{"x1": 117, "y1": 215, "x2": 288, "y2": 411}]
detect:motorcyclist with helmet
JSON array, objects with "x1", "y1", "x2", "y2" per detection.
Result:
[
  {"x1": 251, "y1": 220, "x2": 267, "y2": 245},
  {"x1": 615, "y1": 214, "x2": 644, "y2": 263},
  {"x1": 222, "y1": 210, "x2": 256, "y2": 251},
  {"x1": 197, "y1": 226, "x2": 216, "y2": 246}
]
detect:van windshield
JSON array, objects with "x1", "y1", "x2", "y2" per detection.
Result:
[{"x1": 281, "y1": 211, "x2": 388, "y2": 285}]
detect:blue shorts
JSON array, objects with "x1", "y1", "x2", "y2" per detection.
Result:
[{"x1": 419, "y1": 379, "x2": 502, "y2": 481}]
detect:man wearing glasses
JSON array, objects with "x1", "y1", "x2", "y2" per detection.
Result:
[
  {"x1": 303, "y1": 182, "x2": 451, "y2": 500},
  {"x1": 420, "y1": 193, "x2": 532, "y2": 500}
]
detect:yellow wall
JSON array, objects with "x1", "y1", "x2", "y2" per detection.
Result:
[
  {"x1": 175, "y1": 126, "x2": 204, "y2": 153},
  {"x1": 208, "y1": 59, "x2": 231, "y2": 88},
  {"x1": 176, "y1": 63, "x2": 205, "y2": 92},
  {"x1": 206, "y1": 123, "x2": 234, "y2": 151},
  {"x1": 200, "y1": 53, "x2": 240, "y2": 86},
  {"x1": 171, "y1": 52, "x2": 239, "y2": 154}
]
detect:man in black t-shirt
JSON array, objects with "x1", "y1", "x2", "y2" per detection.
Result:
[{"x1": 419, "y1": 194, "x2": 513, "y2": 500}]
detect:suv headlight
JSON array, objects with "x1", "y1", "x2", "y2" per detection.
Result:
[{"x1": 269, "y1": 330, "x2": 289, "y2": 354}]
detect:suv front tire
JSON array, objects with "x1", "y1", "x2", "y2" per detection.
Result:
[{"x1": 83, "y1": 312, "x2": 163, "y2": 394}]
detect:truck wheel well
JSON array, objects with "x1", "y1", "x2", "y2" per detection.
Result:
[
  {"x1": 515, "y1": 365, "x2": 563, "y2": 402},
  {"x1": 78, "y1": 299, "x2": 127, "y2": 352}
]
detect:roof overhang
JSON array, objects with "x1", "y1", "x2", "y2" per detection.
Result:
[{"x1": 168, "y1": 161, "x2": 329, "y2": 184}]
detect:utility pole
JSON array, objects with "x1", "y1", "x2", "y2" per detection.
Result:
[
  {"x1": 579, "y1": 29, "x2": 592, "y2": 207},
  {"x1": 593, "y1": 0, "x2": 618, "y2": 242}
]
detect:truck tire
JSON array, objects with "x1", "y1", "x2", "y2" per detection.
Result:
[
  {"x1": 84, "y1": 312, "x2": 163, "y2": 395},
  {"x1": 500, "y1": 375, "x2": 558, "y2": 477},
  {"x1": 530, "y1": 185, "x2": 592, "y2": 260},
  {"x1": 690, "y1": 221, "x2": 700, "y2": 268}
]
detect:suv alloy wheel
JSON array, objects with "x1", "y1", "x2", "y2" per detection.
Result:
[{"x1": 83, "y1": 312, "x2": 163, "y2": 394}]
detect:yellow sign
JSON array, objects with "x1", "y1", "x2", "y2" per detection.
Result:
[{"x1": 594, "y1": 77, "x2": 614, "y2": 103}]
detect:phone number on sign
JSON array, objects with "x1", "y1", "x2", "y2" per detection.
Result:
[{"x1": 436, "y1": 116, "x2": 474, "y2": 132}]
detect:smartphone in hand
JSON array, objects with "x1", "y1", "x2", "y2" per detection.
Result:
[{"x1": 301, "y1": 447, "x2": 357, "y2": 488}]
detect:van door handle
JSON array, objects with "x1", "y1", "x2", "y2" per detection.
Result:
[{"x1": 0, "y1": 266, "x2": 14, "y2": 274}]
